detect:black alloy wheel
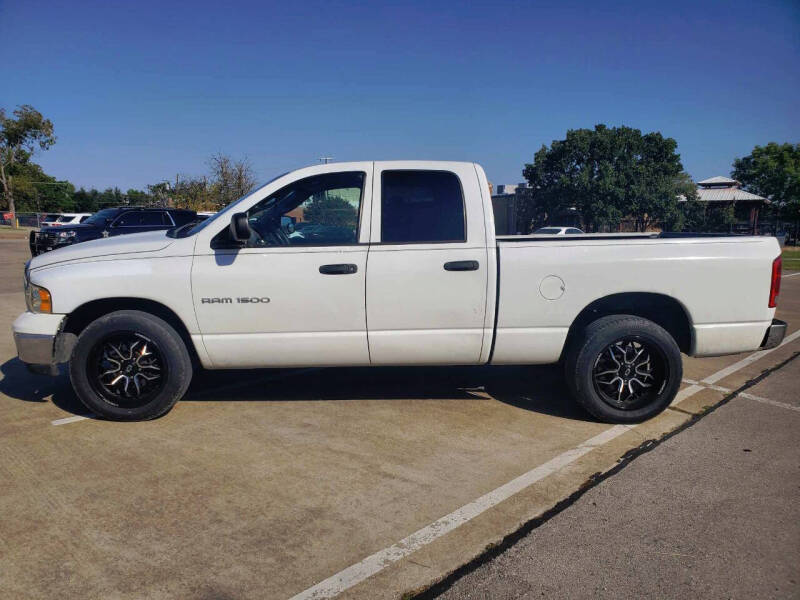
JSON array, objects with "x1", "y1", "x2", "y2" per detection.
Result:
[
  {"x1": 69, "y1": 310, "x2": 193, "y2": 420},
  {"x1": 88, "y1": 332, "x2": 167, "y2": 407},
  {"x1": 591, "y1": 337, "x2": 667, "y2": 411}
]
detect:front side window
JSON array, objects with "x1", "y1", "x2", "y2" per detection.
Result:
[
  {"x1": 212, "y1": 171, "x2": 364, "y2": 249},
  {"x1": 113, "y1": 212, "x2": 139, "y2": 227},
  {"x1": 381, "y1": 170, "x2": 465, "y2": 243}
]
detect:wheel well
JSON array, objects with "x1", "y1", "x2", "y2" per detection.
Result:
[
  {"x1": 563, "y1": 293, "x2": 693, "y2": 356},
  {"x1": 64, "y1": 298, "x2": 200, "y2": 366}
]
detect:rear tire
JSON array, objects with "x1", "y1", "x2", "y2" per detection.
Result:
[
  {"x1": 564, "y1": 315, "x2": 682, "y2": 423},
  {"x1": 69, "y1": 310, "x2": 192, "y2": 421}
]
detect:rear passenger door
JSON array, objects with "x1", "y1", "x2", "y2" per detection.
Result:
[{"x1": 366, "y1": 162, "x2": 489, "y2": 365}]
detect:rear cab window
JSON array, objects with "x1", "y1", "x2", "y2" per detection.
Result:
[{"x1": 380, "y1": 170, "x2": 465, "y2": 243}]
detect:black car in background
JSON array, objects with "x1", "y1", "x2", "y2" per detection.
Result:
[{"x1": 30, "y1": 207, "x2": 198, "y2": 256}]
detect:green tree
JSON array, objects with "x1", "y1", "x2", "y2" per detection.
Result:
[
  {"x1": 72, "y1": 187, "x2": 99, "y2": 212},
  {"x1": 6, "y1": 160, "x2": 74, "y2": 212},
  {"x1": 0, "y1": 105, "x2": 57, "y2": 221},
  {"x1": 522, "y1": 124, "x2": 691, "y2": 232},
  {"x1": 171, "y1": 176, "x2": 213, "y2": 211},
  {"x1": 303, "y1": 194, "x2": 358, "y2": 228},
  {"x1": 125, "y1": 188, "x2": 154, "y2": 206},
  {"x1": 732, "y1": 142, "x2": 800, "y2": 235}
]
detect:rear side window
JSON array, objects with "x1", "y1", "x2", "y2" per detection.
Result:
[
  {"x1": 381, "y1": 170, "x2": 465, "y2": 243},
  {"x1": 139, "y1": 212, "x2": 167, "y2": 226},
  {"x1": 115, "y1": 211, "x2": 166, "y2": 226}
]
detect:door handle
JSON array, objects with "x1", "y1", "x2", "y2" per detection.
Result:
[
  {"x1": 444, "y1": 260, "x2": 479, "y2": 272},
  {"x1": 319, "y1": 263, "x2": 358, "y2": 275}
]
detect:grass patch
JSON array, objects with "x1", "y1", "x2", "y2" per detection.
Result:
[{"x1": 782, "y1": 245, "x2": 800, "y2": 270}]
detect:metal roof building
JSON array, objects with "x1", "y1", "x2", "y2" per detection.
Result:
[
  {"x1": 695, "y1": 176, "x2": 769, "y2": 203},
  {"x1": 687, "y1": 176, "x2": 768, "y2": 233}
]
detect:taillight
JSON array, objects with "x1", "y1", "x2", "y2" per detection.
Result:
[{"x1": 769, "y1": 256, "x2": 782, "y2": 308}]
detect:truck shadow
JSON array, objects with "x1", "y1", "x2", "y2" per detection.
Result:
[
  {"x1": 0, "y1": 358, "x2": 89, "y2": 415},
  {"x1": 183, "y1": 363, "x2": 586, "y2": 420},
  {"x1": 0, "y1": 357, "x2": 588, "y2": 421}
]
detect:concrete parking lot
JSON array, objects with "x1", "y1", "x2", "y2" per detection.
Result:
[{"x1": 0, "y1": 230, "x2": 798, "y2": 600}]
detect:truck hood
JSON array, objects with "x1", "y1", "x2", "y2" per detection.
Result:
[{"x1": 30, "y1": 230, "x2": 176, "y2": 270}]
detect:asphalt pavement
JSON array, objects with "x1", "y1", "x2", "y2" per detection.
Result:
[
  {"x1": 0, "y1": 229, "x2": 798, "y2": 600},
  {"x1": 430, "y1": 330, "x2": 800, "y2": 600}
]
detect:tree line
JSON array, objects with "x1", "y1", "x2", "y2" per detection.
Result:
[
  {"x1": 1, "y1": 105, "x2": 256, "y2": 215},
  {"x1": 520, "y1": 124, "x2": 799, "y2": 234}
]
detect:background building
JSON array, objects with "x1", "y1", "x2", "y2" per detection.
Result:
[
  {"x1": 490, "y1": 183, "x2": 528, "y2": 234},
  {"x1": 691, "y1": 176, "x2": 769, "y2": 233}
]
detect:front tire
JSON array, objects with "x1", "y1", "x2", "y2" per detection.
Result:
[
  {"x1": 564, "y1": 315, "x2": 682, "y2": 423},
  {"x1": 69, "y1": 310, "x2": 193, "y2": 420}
]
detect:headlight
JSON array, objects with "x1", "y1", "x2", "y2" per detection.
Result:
[
  {"x1": 56, "y1": 230, "x2": 76, "y2": 240},
  {"x1": 25, "y1": 282, "x2": 52, "y2": 313}
]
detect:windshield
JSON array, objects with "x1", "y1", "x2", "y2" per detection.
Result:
[
  {"x1": 56, "y1": 215, "x2": 75, "y2": 223},
  {"x1": 43, "y1": 214, "x2": 59, "y2": 222},
  {"x1": 534, "y1": 227, "x2": 561, "y2": 234},
  {"x1": 83, "y1": 208, "x2": 119, "y2": 226},
  {"x1": 171, "y1": 171, "x2": 290, "y2": 238}
]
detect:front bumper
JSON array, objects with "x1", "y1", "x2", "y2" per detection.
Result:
[
  {"x1": 13, "y1": 312, "x2": 75, "y2": 375},
  {"x1": 29, "y1": 231, "x2": 75, "y2": 256},
  {"x1": 760, "y1": 319, "x2": 787, "y2": 350}
]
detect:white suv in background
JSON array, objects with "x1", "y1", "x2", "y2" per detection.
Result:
[
  {"x1": 533, "y1": 226, "x2": 584, "y2": 235},
  {"x1": 51, "y1": 213, "x2": 92, "y2": 225}
]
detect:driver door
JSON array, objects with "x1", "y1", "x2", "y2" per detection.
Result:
[{"x1": 190, "y1": 164, "x2": 373, "y2": 368}]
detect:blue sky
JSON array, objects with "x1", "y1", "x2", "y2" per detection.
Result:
[{"x1": 1, "y1": 0, "x2": 798, "y2": 190}]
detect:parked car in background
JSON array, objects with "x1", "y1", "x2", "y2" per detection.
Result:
[
  {"x1": 51, "y1": 213, "x2": 92, "y2": 226},
  {"x1": 29, "y1": 207, "x2": 197, "y2": 256},
  {"x1": 533, "y1": 226, "x2": 584, "y2": 235},
  {"x1": 13, "y1": 161, "x2": 785, "y2": 423}
]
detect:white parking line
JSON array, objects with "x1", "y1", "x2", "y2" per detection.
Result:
[
  {"x1": 290, "y1": 328, "x2": 800, "y2": 600},
  {"x1": 682, "y1": 378, "x2": 800, "y2": 413},
  {"x1": 51, "y1": 414, "x2": 93, "y2": 426},
  {"x1": 739, "y1": 392, "x2": 800, "y2": 412},
  {"x1": 701, "y1": 328, "x2": 800, "y2": 385},
  {"x1": 782, "y1": 272, "x2": 800, "y2": 279},
  {"x1": 290, "y1": 425, "x2": 634, "y2": 600}
]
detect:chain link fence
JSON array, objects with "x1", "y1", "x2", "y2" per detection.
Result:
[{"x1": 0, "y1": 212, "x2": 57, "y2": 229}]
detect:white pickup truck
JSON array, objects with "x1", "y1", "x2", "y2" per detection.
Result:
[{"x1": 14, "y1": 161, "x2": 786, "y2": 422}]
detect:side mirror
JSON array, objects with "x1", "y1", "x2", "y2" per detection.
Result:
[{"x1": 230, "y1": 212, "x2": 251, "y2": 241}]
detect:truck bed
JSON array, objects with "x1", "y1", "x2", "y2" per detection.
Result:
[{"x1": 491, "y1": 234, "x2": 780, "y2": 364}]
